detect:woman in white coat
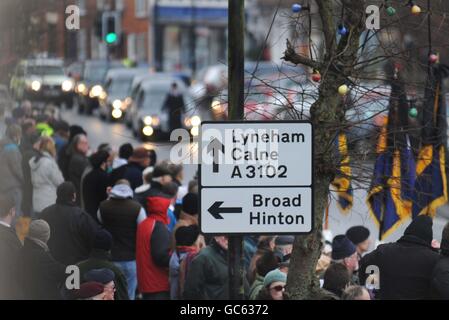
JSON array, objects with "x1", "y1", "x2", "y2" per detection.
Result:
[{"x1": 29, "y1": 136, "x2": 65, "y2": 213}]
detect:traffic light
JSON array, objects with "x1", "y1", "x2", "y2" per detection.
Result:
[{"x1": 102, "y1": 12, "x2": 121, "y2": 45}]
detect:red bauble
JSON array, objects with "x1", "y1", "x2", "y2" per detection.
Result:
[
  {"x1": 312, "y1": 73, "x2": 321, "y2": 82},
  {"x1": 429, "y1": 54, "x2": 439, "y2": 64}
]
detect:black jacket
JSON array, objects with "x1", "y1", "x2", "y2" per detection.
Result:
[
  {"x1": 18, "y1": 238, "x2": 67, "y2": 300},
  {"x1": 21, "y1": 148, "x2": 39, "y2": 215},
  {"x1": 110, "y1": 161, "x2": 144, "y2": 191},
  {"x1": 359, "y1": 235, "x2": 439, "y2": 300},
  {"x1": 431, "y1": 246, "x2": 449, "y2": 299},
  {"x1": 68, "y1": 152, "x2": 89, "y2": 202},
  {"x1": 82, "y1": 168, "x2": 110, "y2": 220},
  {"x1": 39, "y1": 202, "x2": 99, "y2": 265},
  {"x1": 0, "y1": 224, "x2": 23, "y2": 299}
]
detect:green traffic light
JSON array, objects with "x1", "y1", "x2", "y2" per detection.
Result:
[{"x1": 105, "y1": 33, "x2": 117, "y2": 44}]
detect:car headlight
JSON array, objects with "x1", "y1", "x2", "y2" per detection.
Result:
[
  {"x1": 77, "y1": 83, "x2": 87, "y2": 95},
  {"x1": 190, "y1": 126, "x2": 199, "y2": 136},
  {"x1": 31, "y1": 81, "x2": 41, "y2": 92},
  {"x1": 90, "y1": 85, "x2": 103, "y2": 98},
  {"x1": 152, "y1": 116, "x2": 160, "y2": 127},
  {"x1": 190, "y1": 115, "x2": 201, "y2": 127},
  {"x1": 111, "y1": 109, "x2": 123, "y2": 119},
  {"x1": 113, "y1": 100, "x2": 122, "y2": 109},
  {"x1": 142, "y1": 126, "x2": 154, "y2": 136},
  {"x1": 143, "y1": 116, "x2": 153, "y2": 126},
  {"x1": 62, "y1": 80, "x2": 74, "y2": 92}
]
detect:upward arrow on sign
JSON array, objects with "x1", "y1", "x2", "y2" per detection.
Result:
[{"x1": 207, "y1": 138, "x2": 225, "y2": 173}]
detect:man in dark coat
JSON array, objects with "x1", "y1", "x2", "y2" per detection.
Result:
[
  {"x1": 67, "y1": 134, "x2": 90, "y2": 202},
  {"x1": 77, "y1": 229, "x2": 129, "y2": 300},
  {"x1": 163, "y1": 83, "x2": 185, "y2": 132},
  {"x1": 39, "y1": 182, "x2": 99, "y2": 265},
  {"x1": 21, "y1": 130, "x2": 41, "y2": 216},
  {"x1": 0, "y1": 194, "x2": 23, "y2": 299},
  {"x1": 183, "y1": 236, "x2": 229, "y2": 300},
  {"x1": 81, "y1": 150, "x2": 111, "y2": 221},
  {"x1": 359, "y1": 215, "x2": 440, "y2": 299},
  {"x1": 431, "y1": 222, "x2": 449, "y2": 299},
  {"x1": 18, "y1": 219, "x2": 67, "y2": 300},
  {"x1": 110, "y1": 147, "x2": 151, "y2": 190},
  {"x1": 58, "y1": 125, "x2": 86, "y2": 180}
]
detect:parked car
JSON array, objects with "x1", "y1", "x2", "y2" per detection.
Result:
[
  {"x1": 98, "y1": 68, "x2": 148, "y2": 121},
  {"x1": 76, "y1": 60, "x2": 122, "y2": 114},
  {"x1": 10, "y1": 59, "x2": 75, "y2": 107},
  {"x1": 130, "y1": 77, "x2": 203, "y2": 141}
]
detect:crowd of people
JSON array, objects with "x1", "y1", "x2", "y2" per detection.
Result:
[{"x1": 1, "y1": 104, "x2": 449, "y2": 300}]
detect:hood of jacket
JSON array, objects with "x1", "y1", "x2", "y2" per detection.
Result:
[
  {"x1": 29, "y1": 152, "x2": 53, "y2": 172},
  {"x1": 109, "y1": 184, "x2": 134, "y2": 200}
]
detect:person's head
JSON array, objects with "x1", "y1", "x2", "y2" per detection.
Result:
[
  {"x1": 263, "y1": 269, "x2": 287, "y2": 300},
  {"x1": 341, "y1": 285, "x2": 371, "y2": 300},
  {"x1": 258, "y1": 236, "x2": 276, "y2": 251},
  {"x1": 109, "y1": 180, "x2": 133, "y2": 200},
  {"x1": 171, "y1": 82, "x2": 178, "y2": 91},
  {"x1": 182, "y1": 193, "x2": 198, "y2": 216},
  {"x1": 119, "y1": 143, "x2": 133, "y2": 160},
  {"x1": 21, "y1": 119, "x2": 36, "y2": 136},
  {"x1": 6, "y1": 124, "x2": 22, "y2": 144},
  {"x1": 175, "y1": 225, "x2": 200, "y2": 247},
  {"x1": 73, "y1": 134, "x2": 89, "y2": 155},
  {"x1": 71, "y1": 282, "x2": 106, "y2": 300},
  {"x1": 89, "y1": 150, "x2": 110, "y2": 171},
  {"x1": 128, "y1": 147, "x2": 151, "y2": 167},
  {"x1": 188, "y1": 180, "x2": 198, "y2": 194},
  {"x1": 346, "y1": 226, "x2": 371, "y2": 255},
  {"x1": 39, "y1": 136, "x2": 57, "y2": 158},
  {"x1": 440, "y1": 222, "x2": 449, "y2": 255},
  {"x1": 0, "y1": 194, "x2": 16, "y2": 225},
  {"x1": 142, "y1": 166, "x2": 154, "y2": 184},
  {"x1": 162, "y1": 182, "x2": 179, "y2": 203},
  {"x1": 93, "y1": 229, "x2": 113, "y2": 252},
  {"x1": 214, "y1": 236, "x2": 228, "y2": 251},
  {"x1": 152, "y1": 164, "x2": 173, "y2": 186},
  {"x1": 83, "y1": 268, "x2": 115, "y2": 301},
  {"x1": 331, "y1": 235, "x2": 359, "y2": 273},
  {"x1": 275, "y1": 236, "x2": 294, "y2": 256},
  {"x1": 168, "y1": 163, "x2": 184, "y2": 183},
  {"x1": 56, "y1": 182, "x2": 77, "y2": 205},
  {"x1": 323, "y1": 263, "x2": 351, "y2": 298},
  {"x1": 27, "y1": 219, "x2": 51, "y2": 245},
  {"x1": 256, "y1": 250, "x2": 280, "y2": 277},
  {"x1": 69, "y1": 125, "x2": 87, "y2": 143},
  {"x1": 54, "y1": 120, "x2": 70, "y2": 138},
  {"x1": 403, "y1": 215, "x2": 434, "y2": 246}
]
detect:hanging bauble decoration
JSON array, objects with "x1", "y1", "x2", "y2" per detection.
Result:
[
  {"x1": 292, "y1": 4, "x2": 302, "y2": 13},
  {"x1": 411, "y1": 5, "x2": 421, "y2": 16},
  {"x1": 311, "y1": 70, "x2": 321, "y2": 82},
  {"x1": 338, "y1": 84, "x2": 349, "y2": 96},
  {"x1": 338, "y1": 25, "x2": 348, "y2": 36},
  {"x1": 386, "y1": 6, "x2": 396, "y2": 16},
  {"x1": 409, "y1": 107, "x2": 418, "y2": 118},
  {"x1": 429, "y1": 53, "x2": 439, "y2": 64}
]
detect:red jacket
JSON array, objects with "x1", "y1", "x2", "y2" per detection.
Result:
[{"x1": 136, "y1": 194, "x2": 172, "y2": 294}]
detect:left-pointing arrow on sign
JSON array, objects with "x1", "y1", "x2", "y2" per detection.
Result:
[
  {"x1": 208, "y1": 201, "x2": 242, "y2": 219},
  {"x1": 207, "y1": 138, "x2": 225, "y2": 173}
]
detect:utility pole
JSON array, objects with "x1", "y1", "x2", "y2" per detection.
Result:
[{"x1": 228, "y1": 0, "x2": 245, "y2": 300}]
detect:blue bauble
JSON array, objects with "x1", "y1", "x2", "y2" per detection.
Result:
[
  {"x1": 292, "y1": 4, "x2": 302, "y2": 13},
  {"x1": 338, "y1": 26, "x2": 348, "y2": 36}
]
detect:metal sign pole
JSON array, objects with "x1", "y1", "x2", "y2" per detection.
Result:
[{"x1": 228, "y1": 0, "x2": 245, "y2": 300}]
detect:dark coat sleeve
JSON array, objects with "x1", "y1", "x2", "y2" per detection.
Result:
[
  {"x1": 77, "y1": 211, "x2": 100, "y2": 251},
  {"x1": 150, "y1": 221, "x2": 170, "y2": 268},
  {"x1": 183, "y1": 254, "x2": 207, "y2": 300},
  {"x1": 432, "y1": 265, "x2": 449, "y2": 299},
  {"x1": 358, "y1": 249, "x2": 378, "y2": 286}
]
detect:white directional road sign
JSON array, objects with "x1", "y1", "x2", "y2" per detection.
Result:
[{"x1": 199, "y1": 121, "x2": 313, "y2": 234}]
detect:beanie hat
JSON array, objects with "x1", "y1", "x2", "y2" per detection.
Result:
[
  {"x1": 152, "y1": 165, "x2": 171, "y2": 179},
  {"x1": 331, "y1": 235, "x2": 356, "y2": 260},
  {"x1": 84, "y1": 268, "x2": 115, "y2": 285},
  {"x1": 182, "y1": 193, "x2": 198, "y2": 215},
  {"x1": 346, "y1": 226, "x2": 370, "y2": 245},
  {"x1": 56, "y1": 181, "x2": 77, "y2": 204},
  {"x1": 93, "y1": 229, "x2": 113, "y2": 251},
  {"x1": 175, "y1": 225, "x2": 200, "y2": 247},
  {"x1": 404, "y1": 215, "x2": 433, "y2": 245},
  {"x1": 263, "y1": 269, "x2": 287, "y2": 288},
  {"x1": 89, "y1": 150, "x2": 110, "y2": 169},
  {"x1": 69, "y1": 125, "x2": 86, "y2": 142},
  {"x1": 71, "y1": 282, "x2": 105, "y2": 300},
  {"x1": 275, "y1": 235, "x2": 294, "y2": 246},
  {"x1": 28, "y1": 219, "x2": 51, "y2": 244}
]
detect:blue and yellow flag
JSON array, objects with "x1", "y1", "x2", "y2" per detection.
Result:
[
  {"x1": 367, "y1": 78, "x2": 416, "y2": 240},
  {"x1": 331, "y1": 133, "x2": 353, "y2": 213},
  {"x1": 412, "y1": 64, "x2": 449, "y2": 217}
]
